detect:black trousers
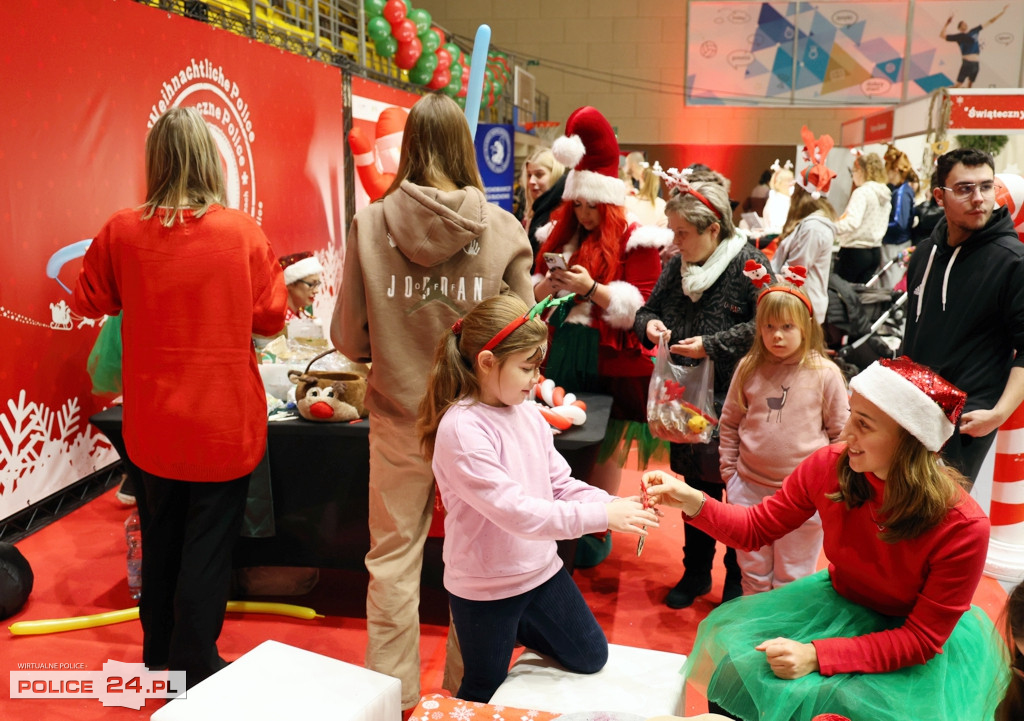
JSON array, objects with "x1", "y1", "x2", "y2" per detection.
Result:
[
  {"x1": 942, "y1": 425, "x2": 997, "y2": 489},
  {"x1": 835, "y1": 247, "x2": 881, "y2": 285},
  {"x1": 135, "y1": 469, "x2": 249, "y2": 688},
  {"x1": 670, "y1": 441, "x2": 740, "y2": 584}
]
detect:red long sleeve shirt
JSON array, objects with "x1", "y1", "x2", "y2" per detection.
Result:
[
  {"x1": 688, "y1": 444, "x2": 990, "y2": 675},
  {"x1": 72, "y1": 206, "x2": 286, "y2": 482}
]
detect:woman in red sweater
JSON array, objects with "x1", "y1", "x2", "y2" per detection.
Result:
[
  {"x1": 72, "y1": 107, "x2": 286, "y2": 687},
  {"x1": 643, "y1": 356, "x2": 1005, "y2": 721}
]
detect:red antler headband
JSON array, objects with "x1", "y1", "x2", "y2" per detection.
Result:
[
  {"x1": 743, "y1": 261, "x2": 813, "y2": 316},
  {"x1": 650, "y1": 165, "x2": 723, "y2": 221},
  {"x1": 476, "y1": 294, "x2": 577, "y2": 353}
]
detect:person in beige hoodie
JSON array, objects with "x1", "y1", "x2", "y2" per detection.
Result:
[
  {"x1": 331, "y1": 93, "x2": 534, "y2": 711},
  {"x1": 834, "y1": 153, "x2": 891, "y2": 284}
]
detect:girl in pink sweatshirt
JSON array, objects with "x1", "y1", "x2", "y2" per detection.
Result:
[
  {"x1": 719, "y1": 264, "x2": 849, "y2": 595},
  {"x1": 418, "y1": 294, "x2": 658, "y2": 702}
]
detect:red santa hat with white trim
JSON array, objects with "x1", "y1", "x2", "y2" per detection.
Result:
[
  {"x1": 279, "y1": 251, "x2": 324, "y2": 285},
  {"x1": 848, "y1": 356, "x2": 966, "y2": 452},
  {"x1": 551, "y1": 106, "x2": 625, "y2": 207}
]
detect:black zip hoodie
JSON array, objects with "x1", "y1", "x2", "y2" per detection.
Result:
[{"x1": 900, "y1": 205, "x2": 1024, "y2": 412}]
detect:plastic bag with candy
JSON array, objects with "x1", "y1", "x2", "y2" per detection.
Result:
[{"x1": 646, "y1": 338, "x2": 717, "y2": 443}]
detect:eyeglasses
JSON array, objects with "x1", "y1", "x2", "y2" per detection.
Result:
[
  {"x1": 297, "y1": 279, "x2": 321, "y2": 290},
  {"x1": 940, "y1": 182, "x2": 996, "y2": 200}
]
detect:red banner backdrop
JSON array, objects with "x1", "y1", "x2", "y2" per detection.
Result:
[
  {"x1": 948, "y1": 91, "x2": 1024, "y2": 133},
  {"x1": 0, "y1": 0, "x2": 346, "y2": 520}
]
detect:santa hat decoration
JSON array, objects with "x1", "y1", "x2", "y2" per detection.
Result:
[
  {"x1": 374, "y1": 106, "x2": 408, "y2": 170},
  {"x1": 755, "y1": 264, "x2": 812, "y2": 316},
  {"x1": 742, "y1": 259, "x2": 772, "y2": 288},
  {"x1": 552, "y1": 106, "x2": 625, "y2": 207},
  {"x1": 849, "y1": 357, "x2": 967, "y2": 453},
  {"x1": 279, "y1": 251, "x2": 324, "y2": 285},
  {"x1": 797, "y1": 125, "x2": 837, "y2": 199}
]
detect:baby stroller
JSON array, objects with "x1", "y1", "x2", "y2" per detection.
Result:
[{"x1": 824, "y1": 258, "x2": 908, "y2": 379}]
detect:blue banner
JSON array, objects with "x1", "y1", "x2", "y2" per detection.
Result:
[{"x1": 475, "y1": 123, "x2": 515, "y2": 212}]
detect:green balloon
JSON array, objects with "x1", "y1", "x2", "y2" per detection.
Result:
[
  {"x1": 419, "y1": 28, "x2": 440, "y2": 54},
  {"x1": 367, "y1": 15, "x2": 391, "y2": 42},
  {"x1": 414, "y1": 51, "x2": 438, "y2": 75},
  {"x1": 408, "y1": 65, "x2": 432, "y2": 85},
  {"x1": 364, "y1": 0, "x2": 386, "y2": 16},
  {"x1": 443, "y1": 78, "x2": 459, "y2": 97},
  {"x1": 455, "y1": 96, "x2": 466, "y2": 109},
  {"x1": 408, "y1": 8, "x2": 431, "y2": 35},
  {"x1": 484, "y1": 68, "x2": 494, "y2": 83},
  {"x1": 493, "y1": 79, "x2": 504, "y2": 97},
  {"x1": 444, "y1": 43, "x2": 460, "y2": 63},
  {"x1": 375, "y1": 34, "x2": 397, "y2": 58},
  {"x1": 448, "y1": 61, "x2": 462, "y2": 81}
]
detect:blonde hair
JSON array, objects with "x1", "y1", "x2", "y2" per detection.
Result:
[
  {"x1": 142, "y1": 106, "x2": 226, "y2": 227},
  {"x1": 521, "y1": 148, "x2": 565, "y2": 219},
  {"x1": 770, "y1": 168, "x2": 794, "y2": 193},
  {"x1": 779, "y1": 184, "x2": 837, "y2": 242},
  {"x1": 637, "y1": 167, "x2": 662, "y2": 206},
  {"x1": 732, "y1": 289, "x2": 831, "y2": 412},
  {"x1": 664, "y1": 181, "x2": 735, "y2": 237},
  {"x1": 386, "y1": 93, "x2": 483, "y2": 195},
  {"x1": 855, "y1": 152, "x2": 887, "y2": 184},
  {"x1": 828, "y1": 429, "x2": 967, "y2": 543},
  {"x1": 418, "y1": 295, "x2": 549, "y2": 460}
]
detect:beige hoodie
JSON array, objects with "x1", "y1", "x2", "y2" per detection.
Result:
[{"x1": 331, "y1": 181, "x2": 534, "y2": 422}]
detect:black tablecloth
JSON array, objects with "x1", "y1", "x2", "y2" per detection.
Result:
[{"x1": 90, "y1": 393, "x2": 612, "y2": 571}]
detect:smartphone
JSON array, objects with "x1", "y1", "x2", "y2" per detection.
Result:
[{"x1": 543, "y1": 253, "x2": 567, "y2": 271}]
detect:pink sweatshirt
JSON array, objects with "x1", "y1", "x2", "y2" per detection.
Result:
[
  {"x1": 719, "y1": 352, "x2": 849, "y2": 487},
  {"x1": 432, "y1": 399, "x2": 614, "y2": 601}
]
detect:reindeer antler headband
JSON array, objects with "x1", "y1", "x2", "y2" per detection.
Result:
[{"x1": 650, "y1": 165, "x2": 723, "y2": 220}]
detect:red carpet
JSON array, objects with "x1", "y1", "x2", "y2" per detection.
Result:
[{"x1": 1, "y1": 459, "x2": 1009, "y2": 719}]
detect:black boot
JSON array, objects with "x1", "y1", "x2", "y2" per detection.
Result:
[
  {"x1": 721, "y1": 547, "x2": 743, "y2": 603},
  {"x1": 665, "y1": 573, "x2": 712, "y2": 609}
]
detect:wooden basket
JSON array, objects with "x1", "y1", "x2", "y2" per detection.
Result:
[{"x1": 287, "y1": 349, "x2": 368, "y2": 418}]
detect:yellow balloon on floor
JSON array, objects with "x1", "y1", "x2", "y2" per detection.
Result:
[{"x1": 8, "y1": 601, "x2": 322, "y2": 635}]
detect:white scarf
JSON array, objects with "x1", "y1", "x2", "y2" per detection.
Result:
[{"x1": 680, "y1": 230, "x2": 748, "y2": 302}]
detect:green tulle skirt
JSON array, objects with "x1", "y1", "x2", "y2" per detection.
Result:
[{"x1": 682, "y1": 570, "x2": 1008, "y2": 721}]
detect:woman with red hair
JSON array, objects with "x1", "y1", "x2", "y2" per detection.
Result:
[{"x1": 533, "y1": 107, "x2": 666, "y2": 515}]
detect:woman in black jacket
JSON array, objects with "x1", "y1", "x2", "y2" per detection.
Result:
[{"x1": 634, "y1": 179, "x2": 773, "y2": 609}]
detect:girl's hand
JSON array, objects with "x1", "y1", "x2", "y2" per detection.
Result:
[
  {"x1": 641, "y1": 470, "x2": 703, "y2": 514},
  {"x1": 670, "y1": 336, "x2": 706, "y2": 358},
  {"x1": 605, "y1": 498, "x2": 660, "y2": 536},
  {"x1": 646, "y1": 319, "x2": 671, "y2": 345},
  {"x1": 754, "y1": 638, "x2": 820, "y2": 679},
  {"x1": 549, "y1": 264, "x2": 593, "y2": 296}
]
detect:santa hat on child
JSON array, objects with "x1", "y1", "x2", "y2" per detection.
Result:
[
  {"x1": 797, "y1": 125, "x2": 837, "y2": 199},
  {"x1": 551, "y1": 106, "x2": 625, "y2": 207},
  {"x1": 849, "y1": 357, "x2": 967, "y2": 452},
  {"x1": 279, "y1": 251, "x2": 324, "y2": 285}
]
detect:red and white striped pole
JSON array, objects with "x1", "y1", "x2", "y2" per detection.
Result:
[{"x1": 985, "y1": 400, "x2": 1024, "y2": 582}]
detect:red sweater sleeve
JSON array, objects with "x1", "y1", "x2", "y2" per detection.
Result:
[
  {"x1": 249, "y1": 230, "x2": 287, "y2": 338},
  {"x1": 71, "y1": 220, "x2": 121, "y2": 319}
]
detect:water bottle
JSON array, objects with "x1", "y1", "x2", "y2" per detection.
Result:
[{"x1": 124, "y1": 510, "x2": 142, "y2": 600}]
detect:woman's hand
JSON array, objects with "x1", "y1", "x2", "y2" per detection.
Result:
[
  {"x1": 641, "y1": 470, "x2": 703, "y2": 514},
  {"x1": 548, "y1": 264, "x2": 593, "y2": 297},
  {"x1": 646, "y1": 319, "x2": 671, "y2": 345},
  {"x1": 754, "y1": 638, "x2": 819, "y2": 679},
  {"x1": 605, "y1": 498, "x2": 660, "y2": 535},
  {"x1": 671, "y1": 336, "x2": 706, "y2": 359}
]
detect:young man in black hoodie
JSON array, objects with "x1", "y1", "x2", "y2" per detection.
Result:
[{"x1": 900, "y1": 148, "x2": 1024, "y2": 486}]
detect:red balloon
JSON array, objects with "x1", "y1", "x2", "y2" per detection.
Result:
[
  {"x1": 394, "y1": 37, "x2": 423, "y2": 70},
  {"x1": 382, "y1": 0, "x2": 405, "y2": 24},
  {"x1": 427, "y1": 67, "x2": 451, "y2": 90},
  {"x1": 435, "y1": 48, "x2": 451, "y2": 71},
  {"x1": 391, "y1": 17, "x2": 417, "y2": 43},
  {"x1": 457, "y1": 70, "x2": 469, "y2": 98}
]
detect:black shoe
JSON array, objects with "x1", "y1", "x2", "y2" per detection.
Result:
[
  {"x1": 721, "y1": 581, "x2": 743, "y2": 604},
  {"x1": 665, "y1": 575, "x2": 712, "y2": 609}
]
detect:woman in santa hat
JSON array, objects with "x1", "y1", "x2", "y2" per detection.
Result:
[
  {"x1": 643, "y1": 357, "x2": 1005, "y2": 721},
  {"x1": 278, "y1": 251, "x2": 324, "y2": 321},
  {"x1": 533, "y1": 106, "x2": 667, "y2": 517}
]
